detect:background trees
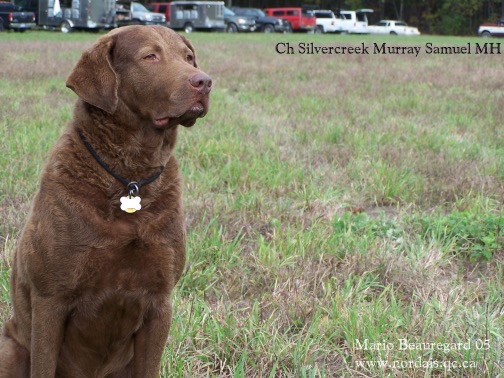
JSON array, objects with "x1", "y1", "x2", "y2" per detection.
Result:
[{"x1": 230, "y1": 0, "x2": 504, "y2": 35}]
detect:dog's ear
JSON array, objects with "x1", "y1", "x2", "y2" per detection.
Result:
[
  {"x1": 179, "y1": 34, "x2": 198, "y2": 68},
  {"x1": 66, "y1": 35, "x2": 118, "y2": 114}
]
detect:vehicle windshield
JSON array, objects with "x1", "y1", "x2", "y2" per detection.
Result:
[
  {"x1": 132, "y1": 2, "x2": 149, "y2": 12},
  {"x1": 236, "y1": 8, "x2": 265, "y2": 17},
  {"x1": 224, "y1": 7, "x2": 235, "y2": 16},
  {"x1": 314, "y1": 12, "x2": 333, "y2": 18}
]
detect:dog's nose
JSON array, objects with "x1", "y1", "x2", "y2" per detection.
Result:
[{"x1": 189, "y1": 72, "x2": 212, "y2": 94}]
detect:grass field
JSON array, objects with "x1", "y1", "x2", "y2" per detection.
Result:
[{"x1": 0, "y1": 30, "x2": 503, "y2": 377}]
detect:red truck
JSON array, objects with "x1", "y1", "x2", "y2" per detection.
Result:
[
  {"x1": 263, "y1": 7, "x2": 315, "y2": 33},
  {"x1": 147, "y1": 2, "x2": 170, "y2": 21}
]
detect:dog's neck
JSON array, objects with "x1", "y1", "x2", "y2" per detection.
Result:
[{"x1": 73, "y1": 100, "x2": 177, "y2": 176}]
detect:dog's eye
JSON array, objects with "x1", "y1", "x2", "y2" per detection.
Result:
[
  {"x1": 186, "y1": 54, "x2": 194, "y2": 63},
  {"x1": 143, "y1": 53, "x2": 159, "y2": 61}
]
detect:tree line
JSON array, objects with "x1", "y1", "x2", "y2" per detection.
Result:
[{"x1": 230, "y1": 0, "x2": 504, "y2": 35}]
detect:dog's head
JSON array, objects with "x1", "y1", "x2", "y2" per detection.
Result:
[{"x1": 66, "y1": 25, "x2": 211, "y2": 128}]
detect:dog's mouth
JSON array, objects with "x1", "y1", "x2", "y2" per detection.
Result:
[
  {"x1": 154, "y1": 103, "x2": 208, "y2": 129},
  {"x1": 154, "y1": 117, "x2": 171, "y2": 127}
]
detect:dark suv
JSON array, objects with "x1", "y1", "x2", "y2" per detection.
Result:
[
  {"x1": 230, "y1": 7, "x2": 289, "y2": 33},
  {"x1": 224, "y1": 7, "x2": 256, "y2": 32}
]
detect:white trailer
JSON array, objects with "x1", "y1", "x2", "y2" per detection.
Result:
[
  {"x1": 169, "y1": 1, "x2": 225, "y2": 33},
  {"x1": 38, "y1": 0, "x2": 116, "y2": 32}
]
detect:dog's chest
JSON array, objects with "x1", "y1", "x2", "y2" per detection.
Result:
[{"x1": 76, "y1": 237, "x2": 175, "y2": 295}]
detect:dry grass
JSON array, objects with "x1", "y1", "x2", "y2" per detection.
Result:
[{"x1": 1, "y1": 31, "x2": 503, "y2": 377}]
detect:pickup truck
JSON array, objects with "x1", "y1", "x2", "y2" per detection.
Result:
[
  {"x1": 0, "y1": 1, "x2": 36, "y2": 31},
  {"x1": 230, "y1": 7, "x2": 289, "y2": 33},
  {"x1": 309, "y1": 10, "x2": 346, "y2": 33},
  {"x1": 368, "y1": 20, "x2": 421, "y2": 35},
  {"x1": 339, "y1": 9, "x2": 373, "y2": 34},
  {"x1": 478, "y1": 19, "x2": 504, "y2": 37}
]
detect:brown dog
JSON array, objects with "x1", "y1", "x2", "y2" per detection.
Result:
[{"x1": 0, "y1": 25, "x2": 211, "y2": 377}]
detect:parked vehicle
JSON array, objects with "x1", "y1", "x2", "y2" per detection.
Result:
[
  {"x1": 38, "y1": 0, "x2": 116, "y2": 32},
  {"x1": 116, "y1": 1, "x2": 165, "y2": 27},
  {"x1": 146, "y1": 2, "x2": 170, "y2": 21},
  {"x1": 168, "y1": 1, "x2": 225, "y2": 32},
  {"x1": 368, "y1": 20, "x2": 420, "y2": 35},
  {"x1": 0, "y1": 1, "x2": 35, "y2": 31},
  {"x1": 13, "y1": 0, "x2": 39, "y2": 23},
  {"x1": 308, "y1": 9, "x2": 346, "y2": 33},
  {"x1": 263, "y1": 7, "x2": 316, "y2": 33},
  {"x1": 223, "y1": 6, "x2": 255, "y2": 32},
  {"x1": 478, "y1": 19, "x2": 504, "y2": 37},
  {"x1": 339, "y1": 9, "x2": 373, "y2": 34},
  {"x1": 230, "y1": 7, "x2": 289, "y2": 33}
]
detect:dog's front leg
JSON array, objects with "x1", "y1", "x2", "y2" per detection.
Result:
[
  {"x1": 30, "y1": 295, "x2": 67, "y2": 377},
  {"x1": 133, "y1": 300, "x2": 172, "y2": 377}
]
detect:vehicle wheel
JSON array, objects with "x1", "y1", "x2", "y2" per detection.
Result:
[
  {"x1": 389, "y1": 31, "x2": 397, "y2": 35},
  {"x1": 184, "y1": 22, "x2": 194, "y2": 33},
  {"x1": 0, "y1": 22, "x2": 5, "y2": 32},
  {"x1": 60, "y1": 20, "x2": 72, "y2": 33},
  {"x1": 481, "y1": 31, "x2": 492, "y2": 38},
  {"x1": 284, "y1": 23, "x2": 292, "y2": 33},
  {"x1": 226, "y1": 23, "x2": 238, "y2": 33},
  {"x1": 263, "y1": 24, "x2": 274, "y2": 33},
  {"x1": 316, "y1": 25, "x2": 323, "y2": 34}
]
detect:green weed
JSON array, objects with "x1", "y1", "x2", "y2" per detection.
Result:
[{"x1": 419, "y1": 211, "x2": 503, "y2": 262}]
